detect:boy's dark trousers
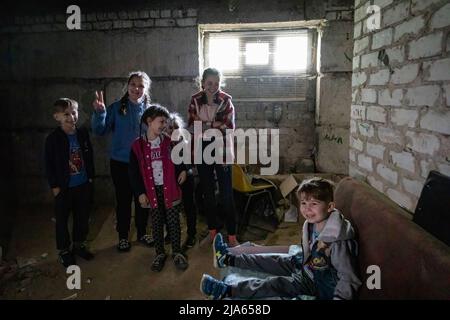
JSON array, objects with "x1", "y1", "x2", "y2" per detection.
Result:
[
  {"x1": 54, "y1": 182, "x2": 91, "y2": 250},
  {"x1": 110, "y1": 159, "x2": 149, "y2": 240}
]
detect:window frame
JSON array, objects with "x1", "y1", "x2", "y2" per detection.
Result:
[{"x1": 202, "y1": 28, "x2": 317, "y2": 77}]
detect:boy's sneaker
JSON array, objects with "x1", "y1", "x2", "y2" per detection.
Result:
[
  {"x1": 213, "y1": 233, "x2": 228, "y2": 268},
  {"x1": 182, "y1": 236, "x2": 196, "y2": 251},
  {"x1": 173, "y1": 253, "x2": 189, "y2": 271},
  {"x1": 58, "y1": 249, "x2": 76, "y2": 268},
  {"x1": 200, "y1": 274, "x2": 229, "y2": 300},
  {"x1": 151, "y1": 253, "x2": 167, "y2": 272},
  {"x1": 117, "y1": 239, "x2": 131, "y2": 252},
  {"x1": 138, "y1": 235, "x2": 155, "y2": 247},
  {"x1": 73, "y1": 243, "x2": 94, "y2": 260}
]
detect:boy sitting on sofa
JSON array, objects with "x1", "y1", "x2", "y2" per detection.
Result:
[{"x1": 200, "y1": 177, "x2": 362, "y2": 300}]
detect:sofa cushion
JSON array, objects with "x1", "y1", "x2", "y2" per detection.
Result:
[{"x1": 335, "y1": 177, "x2": 450, "y2": 299}]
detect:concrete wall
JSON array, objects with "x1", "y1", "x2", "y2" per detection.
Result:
[
  {"x1": 351, "y1": 0, "x2": 450, "y2": 212},
  {"x1": 0, "y1": 0, "x2": 354, "y2": 208},
  {"x1": 316, "y1": 17, "x2": 354, "y2": 174}
]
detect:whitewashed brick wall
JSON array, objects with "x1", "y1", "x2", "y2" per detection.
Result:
[
  {"x1": 0, "y1": 8, "x2": 198, "y2": 34},
  {"x1": 351, "y1": 0, "x2": 450, "y2": 212}
]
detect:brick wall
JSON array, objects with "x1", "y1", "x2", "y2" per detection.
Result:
[
  {"x1": 2, "y1": 8, "x2": 199, "y2": 33},
  {"x1": 351, "y1": 0, "x2": 450, "y2": 211}
]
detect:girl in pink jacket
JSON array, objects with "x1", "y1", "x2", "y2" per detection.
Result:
[{"x1": 129, "y1": 104, "x2": 188, "y2": 272}]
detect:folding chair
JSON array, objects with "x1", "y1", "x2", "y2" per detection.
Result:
[{"x1": 231, "y1": 164, "x2": 277, "y2": 235}]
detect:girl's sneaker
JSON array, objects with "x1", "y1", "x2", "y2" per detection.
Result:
[
  {"x1": 58, "y1": 249, "x2": 76, "y2": 268},
  {"x1": 151, "y1": 253, "x2": 167, "y2": 272},
  {"x1": 73, "y1": 243, "x2": 94, "y2": 260},
  {"x1": 138, "y1": 234, "x2": 155, "y2": 247},
  {"x1": 173, "y1": 253, "x2": 189, "y2": 271},
  {"x1": 117, "y1": 239, "x2": 131, "y2": 252}
]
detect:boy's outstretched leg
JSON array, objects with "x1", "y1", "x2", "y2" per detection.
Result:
[{"x1": 200, "y1": 274, "x2": 231, "y2": 300}]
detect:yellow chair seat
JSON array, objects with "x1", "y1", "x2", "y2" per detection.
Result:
[{"x1": 232, "y1": 164, "x2": 275, "y2": 193}]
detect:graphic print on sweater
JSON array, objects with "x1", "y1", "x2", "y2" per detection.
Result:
[{"x1": 150, "y1": 136, "x2": 164, "y2": 185}]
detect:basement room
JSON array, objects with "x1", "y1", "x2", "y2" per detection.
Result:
[{"x1": 0, "y1": 0, "x2": 449, "y2": 302}]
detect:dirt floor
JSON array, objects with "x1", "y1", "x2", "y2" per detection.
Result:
[{"x1": 0, "y1": 205, "x2": 301, "y2": 300}]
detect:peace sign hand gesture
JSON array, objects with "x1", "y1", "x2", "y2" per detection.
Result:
[{"x1": 93, "y1": 90, "x2": 106, "y2": 112}]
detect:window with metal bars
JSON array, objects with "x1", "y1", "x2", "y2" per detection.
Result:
[
  {"x1": 204, "y1": 29, "x2": 315, "y2": 75},
  {"x1": 202, "y1": 28, "x2": 317, "y2": 101}
]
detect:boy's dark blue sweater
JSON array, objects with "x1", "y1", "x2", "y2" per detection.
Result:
[{"x1": 44, "y1": 126, "x2": 95, "y2": 189}]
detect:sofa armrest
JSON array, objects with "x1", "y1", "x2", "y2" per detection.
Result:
[{"x1": 335, "y1": 177, "x2": 450, "y2": 299}]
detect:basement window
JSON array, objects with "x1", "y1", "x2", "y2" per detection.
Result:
[
  {"x1": 245, "y1": 42, "x2": 270, "y2": 65},
  {"x1": 200, "y1": 25, "x2": 317, "y2": 101},
  {"x1": 203, "y1": 29, "x2": 313, "y2": 76},
  {"x1": 208, "y1": 37, "x2": 240, "y2": 71},
  {"x1": 274, "y1": 35, "x2": 308, "y2": 71}
]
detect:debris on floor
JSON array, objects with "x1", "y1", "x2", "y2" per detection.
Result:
[
  {"x1": 16, "y1": 257, "x2": 37, "y2": 269},
  {"x1": 62, "y1": 293, "x2": 78, "y2": 300}
]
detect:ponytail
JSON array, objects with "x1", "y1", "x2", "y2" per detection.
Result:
[{"x1": 119, "y1": 92, "x2": 129, "y2": 115}]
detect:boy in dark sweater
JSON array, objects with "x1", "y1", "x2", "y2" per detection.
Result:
[{"x1": 45, "y1": 98, "x2": 95, "y2": 268}]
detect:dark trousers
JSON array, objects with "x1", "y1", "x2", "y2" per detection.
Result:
[
  {"x1": 54, "y1": 182, "x2": 91, "y2": 251},
  {"x1": 150, "y1": 186, "x2": 182, "y2": 255},
  {"x1": 181, "y1": 174, "x2": 196, "y2": 238},
  {"x1": 197, "y1": 163, "x2": 236, "y2": 235},
  {"x1": 110, "y1": 159, "x2": 149, "y2": 240}
]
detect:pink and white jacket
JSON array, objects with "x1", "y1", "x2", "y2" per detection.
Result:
[{"x1": 129, "y1": 135, "x2": 183, "y2": 209}]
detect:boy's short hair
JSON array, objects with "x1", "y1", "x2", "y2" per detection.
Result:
[
  {"x1": 297, "y1": 177, "x2": 335, "y2": 203},
  {"x1": 53, "y1": 98, "x2": 78, "y2": 113}
]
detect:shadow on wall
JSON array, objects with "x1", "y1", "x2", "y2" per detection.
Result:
[{"x1": 0, "y1": 132, "x2": 16, "y2": 258}]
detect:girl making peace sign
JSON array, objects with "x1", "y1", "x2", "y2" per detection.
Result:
[{"x1": 91, "y1": 71, "x2": 154, "y2": 252}]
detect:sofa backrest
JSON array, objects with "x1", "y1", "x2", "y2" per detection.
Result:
[{"x1": 335, "y1": 177, "x2": 450, "y2": 299}]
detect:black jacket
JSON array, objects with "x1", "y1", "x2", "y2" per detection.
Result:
[{"x1": 44, "y1": 126, "x2": 95, "y2": 189}]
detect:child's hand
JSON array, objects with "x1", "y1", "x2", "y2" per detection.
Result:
[
  {"x1": 177, "y1": 171, "x2": 187, "y2": 185},
  {"x1": 138, "y1": 194, "x2": 150, "y2": 208},
  {"x1": 93, "y1": 90, "x2": 106, "y2": 112},
  {"x1": 194, "y1": 114, "x2": 210, "y2": 122},
  {"x1": 212, "y1": 121, "x2": 225, "y2": 130},
  {"x1": 52, "y1": 187, "x2": 61, "y2": 197}
]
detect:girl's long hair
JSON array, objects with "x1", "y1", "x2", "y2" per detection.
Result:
[
  {"x1": 166, "y1": 112, "x2": 189, "y2": 143},
  {"x1": 119, "y1": 70, "x2": 152, "y2": 115},
  {"x1": 197, "y1": 67, "x2": 225, "y2": 90}
]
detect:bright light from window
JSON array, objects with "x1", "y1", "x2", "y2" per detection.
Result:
[
  {"x1": 245, "y1": 43, "x2": 269, "y2": 65},
  {"x1": 274, "y1": 36, "x2": 308, "y2": 71},
  {"x1": 208, "y1": 38, "x2": 239, "y2": 71}
]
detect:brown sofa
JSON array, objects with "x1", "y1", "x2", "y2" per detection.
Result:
[{"x1": 335, "y1": 177, "x2": 450, "y2": 299}]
